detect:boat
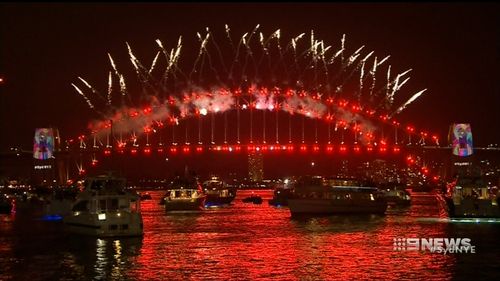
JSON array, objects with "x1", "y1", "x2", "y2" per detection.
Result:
[
  {"x1": 139, "y1": 192, "x2": 152, "y2": 200},
  {"x1": 379, "y1": 183, "x2": 411, "y2": 206},
  {"x1": 0, "y1": 193, "x2": 12, "y2": 214},
  {"x1": 163, "y1": 176, "x2": 206, "y2": 212},
  {"x1": 242, "y1": 195, "x2": 263, "y2": 204},
  {"x1": 287, "y1": 176, "x2": 388, "y2": 216},
  {"x1": 384, "y1": 188, "x2": 412, "y2": 206},
  {"x1": 202, "y1": 176, "x2": 237, "y2": 207},
  {"x1": 440, "y1": 174, "x2": 500, "y2": 218},
  {"x1": 63, "y1": 174, "x2": 143, "y2": 237},
  {"x1": 268, "y1": 186, "x2": 294, "y2": 207},
  {"x1": 43, "y1": 186, "x2": 79, "y2": 220}
]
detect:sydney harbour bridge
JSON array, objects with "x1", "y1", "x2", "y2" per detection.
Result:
[{"x1": 15, "y1": 25, "x2": 496, "y2": 185}]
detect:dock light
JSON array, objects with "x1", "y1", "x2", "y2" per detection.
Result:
[{"x1": 98, "y1": 213, "x2": 106, "y2": 221}]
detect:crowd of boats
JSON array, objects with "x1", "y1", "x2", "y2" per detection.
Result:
[{"x1": 1, "y1": 171, "x2": 499, "y2": 238}]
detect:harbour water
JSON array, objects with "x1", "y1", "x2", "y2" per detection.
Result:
[{"x1": 1, "y1": 190, "x2": 499, "y2": 280}]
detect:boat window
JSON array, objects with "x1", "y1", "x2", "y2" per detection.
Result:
[
  {"x1": 109, "y1": 198, "x2": 119, "y2": 211},
  {"x1": 72, "y1": 200, "x2": 88, "y2": 212},
  {"x1": 99, "y1": 199, "x2": 107, "y2": 210}
]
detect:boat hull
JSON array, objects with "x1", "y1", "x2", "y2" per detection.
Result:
[
  {"x1": 443, "y1": 197, "x2": 500, "y2": 218},
  {"x1": 288, "y1": 198, "x2": 387, "y2": 216},
  {"x1": 64, "y1": 212, "x2": 143, "y2": 237},
  {"x1": 164, "y1": 196, "x2": 206, "y2": 212}
]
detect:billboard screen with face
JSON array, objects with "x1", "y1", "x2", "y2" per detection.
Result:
[
  {"x1": 449, "y1": 123, "x2": 473, "y2": 157},
  {"x1": 34, "y1": 128, "x2": 54, "y2": 160}
]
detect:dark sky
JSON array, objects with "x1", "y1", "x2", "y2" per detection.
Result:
[{"x1": 1, "y1": 2, "x2": 499, "y2": 151}]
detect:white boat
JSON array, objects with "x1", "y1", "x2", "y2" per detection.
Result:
[
  {"x1": 203, "y1": 176, "x2": 237, "y2": 207},
  {"x1": 288, "y1": 176, "x2": 388, "y2": 216},
  {"x1": 163, "y1": 176, "x2": 206, "y2": 212},
  {"x1": 64, "y1": 174, "x2": 143, "y2": 237}
]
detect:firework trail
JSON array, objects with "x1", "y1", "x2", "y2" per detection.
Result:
[
  {"x1": 390, "y1": 89, "x2": 427, "y2": 118},
  {"x1": 107, "y1": 71, "x2": 112, "y2": 105},
  {"x1": 72, "y1": 83, "x2": 94, "y2": 109}
]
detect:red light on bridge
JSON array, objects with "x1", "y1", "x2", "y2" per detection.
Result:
[
  {"x1": 104, "y1": 149, "x2": 111, "y2": 156},
  {"x1": 406, "y1": 126, "x2": 415, "y2": 133},
  {"x1": 366, "y1": 145, "x2": 374, "y2": 152},
  {"x1": 91, "y1": 160, "x2": 98, "y2": 166},
  {"x1": 312, "y1": 145, "x2": 320, "y2": 152},
  {"x1": 117, "y1": 149, "x2": 124, "y2": 154},
  {"x1": 182, "y1": 146, "x2": 190, "y2": 153},
  {"x1": 234, "y1": 145, "x2": 241, "y2": 152},
  {"x1": 144, "y1": 148, "x2": 151, "y2": 154},
  {"x1": 131, "y1": 149, "x2": 138, "y2": 155},
  {"x1": 143, "y1": 107, "x2": 152, "y2": 114},
  {"x1": 170, "y1": 147, "x2": 178, "y2": 153},
  {"x1": 353, "y1": 145, "x2": 361, "y2": 153},
  {"x1": 300, "y1": 144, "x2": 307, "y2": 152},
  {"x1": 247, "y1": 145, "x2": 255, "y2": 152},
  {"x1": 379, "y1": 146, "x2": 387, "y2": 153},
  {"x1": 392, "y1": 146, "x2": 401, "y2": 153},
  {"x1": 196, "y1": 146, "x2": 203, "y2": 153},
  {"x1": 261, "y1": 145, "x2": 268, "y2": 152},
  {"x1": 286, "y1": 144, "x2": 294, "y2": 152},
  {"x1": 157, "y1": 148, "x2": 164, "y2": 153},
  {"x1": 79, "y1": 169, "x2": 86, "y2": 175},
  {"x1": 339, "y1": 144, "x2": 347, "y2": 153},
  {"x1": 326, "y1": 145, "x2": 334, "y2": 153}
]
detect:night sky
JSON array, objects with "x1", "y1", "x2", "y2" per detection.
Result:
[{"x1": 1, "y1": 2, "x2": 499, "y2": 152}]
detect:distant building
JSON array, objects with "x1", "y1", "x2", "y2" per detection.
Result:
[{"x1": 248, "y1": 151, "x2": 264, "y2": 182}]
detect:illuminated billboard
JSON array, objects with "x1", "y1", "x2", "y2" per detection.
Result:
[
  {"x1": 33, "y1": 128, "x2": 54, "y2": 160},
  {"x1": 449, "y1": 123, "x2": 473, "y2": 157}
]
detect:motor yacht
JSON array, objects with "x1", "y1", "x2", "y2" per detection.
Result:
[{"x1": 64, "y1": 174, "x2": 143, "y2": 237}]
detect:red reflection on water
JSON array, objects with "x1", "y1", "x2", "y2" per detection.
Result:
[{"x1": 129, "y1": 191, "x2": 456, "y2": 280}]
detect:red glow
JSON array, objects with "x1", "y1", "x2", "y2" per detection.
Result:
[
  {"x1": 143, "y1": 107, "x2": 152, "y2": 114},
  {"x1": 326, "y1": 145, "x2": 334, "y2": 153},
  {"x1": 247, "y1": 145, "x2": 255, "y2": 152},
  {"x1": 286, "y1": 144, "x2": 294, "y2": 152},
  {"x1": 406, "y1": 126, "x2": 415, "y2": 133},
  {"x1": 117, "y1": 149, "x2": 124, "y2": 154},
  {"x1": 104, "y1": 149, "x2": 111, "y2": 156},
  {"x1": 157, "y1": 148, "x2": 164, "y2": 153},
  {"x1": 312, "y1": 145, "x2": 320, "y2": 152},
  {"x1": 182, "y1": 146, "x2": 190, "y2": 153},
  {"x1": 170, "y1": 147, "x2": 178, "y2": 153},
  {"x1": 392, "y1": 146, "x2": 401, "y2": 153},
  {"x1": 353, "y1": 145, "x2": 361, "y2": 153},
  {"x1": 234, "y1": 145, "x2": 241, "y2": 152},
  {"x1": 131, "y1": 149, "x2": 138, "y2": 155},
  {"x1": 366, "y1": 145, "x2": 374, "y2": 152},
  {"x1": 299, "y1": 144, "x2": 307, "y2": 152},
  {"x1": 379, "y1": 146, "x2": 387, "y2": 153},
  {"x1": 196, "y1": 146, "x2": 203, "y2": 153},
  {"x1": 261, "y1": 145, "x2": 268, "y2": 152},
  {"x1": 144, "y1": 148, "x2": 151, "y2": 154},
  {"x1": 339, "y1": 144, "x2": 347, "y2": 153}
]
